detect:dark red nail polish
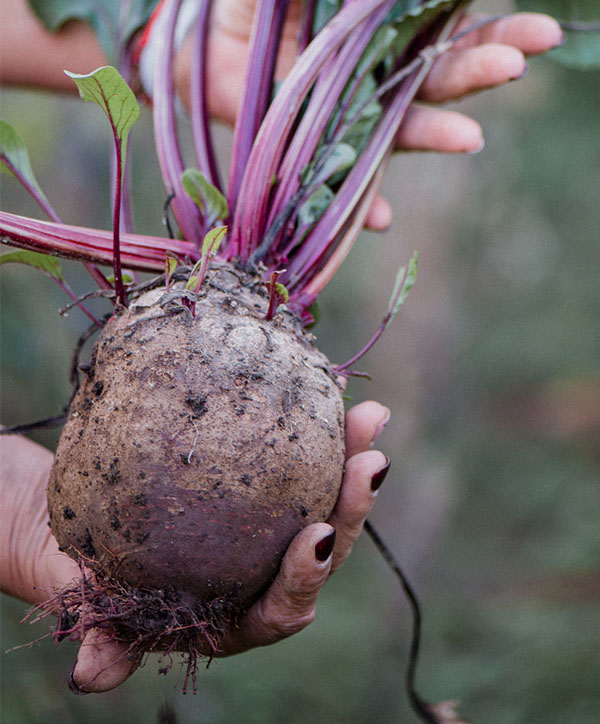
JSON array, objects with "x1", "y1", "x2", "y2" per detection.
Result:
[
  {"x1": 68, "y1": 669, "x2": 89, "y2": 696},
  {"x1": 371, "y1": 457, "x2": 390, "y2": 491},
  {"x1": 315, "y1": 529, "x2": 336, "y2": 562}
]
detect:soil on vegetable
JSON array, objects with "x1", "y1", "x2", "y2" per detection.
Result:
[{"x1": 47, "y1": 260, "x2": 345, "y2": 664}]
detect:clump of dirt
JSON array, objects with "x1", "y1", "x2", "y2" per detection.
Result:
[{"x1": 47, "y1": 260, "x2": 345, "y2": 655}]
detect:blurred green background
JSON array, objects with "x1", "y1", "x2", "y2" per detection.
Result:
[{"x1": 1, "y1": 5, "x2": 599, "y2": 724}]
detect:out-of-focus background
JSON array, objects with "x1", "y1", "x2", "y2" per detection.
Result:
[{"x1": 1, "y1": 4, "x2": 599, "y2": 723}]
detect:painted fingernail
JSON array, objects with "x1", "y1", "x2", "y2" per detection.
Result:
[
  {"x1": 68, "y1": 668, "x2": 89, "y2": 696},
  {"x1": 510, "y1": 62, "x2": 529, "y2": 82},
  {"x1": 315, "y1": 529, "x2": 336, "y2": 562},
  {"x1": 371, "y1": 408, "x2": 391, "y2": 445},
  {"x1": 371, "y1": 456, "x2": 391, "y2": 491}
]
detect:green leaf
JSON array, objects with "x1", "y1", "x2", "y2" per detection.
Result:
[
  {"x1": 0, "y1": 249, "x2": 63, "y2": 280},
  {"x1": 182, "y1": 169, "x2": 229, "y2": 224},
  {"x1": 106, "y1": 273, "x2": 133, "y2": 285},
  {"x1": 515, "y1": 0, "x2": 600, "y2": 68},
  {"x1": 0, "y1": 119, "x2": 49, "y2": 201},
  {"x1": 165, "y1": 255, "x2": 178, "y2": 281},
  {"x1": 185, "y1": 275, "x2": 199, "y2": 291},
  {"x1": 305, "y1": 301, "x2": 321, "y2": 329},
  {"x1": 313, "y1": 143, "x2": 357, "y2": 187},
  {"x1": 27, "y1": 0, "x2": 156, "y2": 62},
  {"x1": 201, "y1": 226, "x2": 227, "y2": 260},
  {"x1": 274, "y1": 282, "x2": 290, "y2": 304},
  {"x1": 388, "y1": 251, "x2": 418, "y2": 320},
  {"x1": 297, "y1": 185, "x2": 334, "y2": 228},
  {"x1": 65, "y1": 66, "x2": 140, "y2": 167}
]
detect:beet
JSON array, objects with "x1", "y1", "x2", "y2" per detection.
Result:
[{"x1": 47, "y1": 261, "x2": 345, "y2": 636}]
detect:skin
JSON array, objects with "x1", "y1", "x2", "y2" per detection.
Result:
[{"x1": 0, "y1": 0, "x2": 563, "y2": 694}]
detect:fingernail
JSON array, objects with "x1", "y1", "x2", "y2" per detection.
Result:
[
  {"x1": 371, "y1": 408, "x2": 391, "y2": 445},
  {"x1": 371, "y1": 457, "x2": 391, "y2": 492},
  {"x1": 510, "y1": 62, "x2": 529, "y2": 82},
  {"x1": 554, "y1": 31, "x2": 567, "y2": 48},
  {"x1": 467, "y1": 137, "x2": 485, "y2": 155},
  {"x1": 315, "y1": 529, "x2": 336, "y2": 562},
  {"x1": 68, "y1": 667, "x2": 89, "y2": 696}
]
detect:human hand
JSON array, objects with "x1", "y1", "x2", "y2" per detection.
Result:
[
  {"x1": 0, "y1": 402, "x2": 391, "y2": 693},
  {"x1": 174, "y1": 3, "x2": 563, "y2": 229}
]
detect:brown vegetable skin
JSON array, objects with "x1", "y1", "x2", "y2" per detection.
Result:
[{"x1": 48, "y1": 262, "x2": 345, "y2": 610}]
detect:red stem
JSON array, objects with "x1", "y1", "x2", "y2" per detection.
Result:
[{"x1": 112, "y1": 140, "x2": 127, "y2": 307}]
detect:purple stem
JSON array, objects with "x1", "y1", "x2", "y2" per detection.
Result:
[
  {"x1": 1, "y1": 211, "x2": 199, "y2": 271},
  {"x1": 227, "y1": 0, "x2": 291, "y2": 219},
  {"x1": 230, "y1": 0, "x2": 395, "y2": 262},
  {"x1": 112, "y1": 139, "x2": 127, "y2": 307},
  {"x1": 284, "y1": 10, "x2": 460, "y2": 292},
  {"x1": 190, "y1": 0, "x2": 222, "y2": 190},
  {"x1": 263, "y1": 8, "x2": 389, "y2": 246},
  {"x1": 153, "y1": 0, "x2": 204, "y2": 245}
]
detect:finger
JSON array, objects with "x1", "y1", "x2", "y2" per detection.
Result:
[
  {"x1": 344, "y1": 401, "x2": 390, "y2": 459},
  {"x1": 364, "y1": 196, "x2": 393, "y2": 231},
  {"x1": 396, "y1": 105, "x2": 484, "y2": 154},
  {"x1": 220, "y1": 522, "x2": 335, "y2": 654},
  {"x1": 419, "y1": 43, "x2": 528, "y2": 103},
  {"x1": 451, "y1": 13, "x2": 564, "y2": 55},
  {"x1": 70, "y1": 629, "x2": 138, "y2": 694},
  {"x1": 327, "y1": 450, "x2": 390, "y2": 572}
]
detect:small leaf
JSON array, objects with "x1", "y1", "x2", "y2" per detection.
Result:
[
  {"x1": 201, "y1": 226, "x2": 227, "y2": 260},
  {"x1": 182, "y1": 168, "x2": 229, "y2": 223},
  {"x1": 297, "y1": 185, "x2": 334, "y2": 228},
  {"x1": 388, "y1": 251, "x2": 418, "y2": 320},
  {"x1": 106, "y1": 273, "x2": 133, "y2": 285},
  {"x1": 0, "y1": 249, "x2": 64, "y2": 280},
  {"x1": 185, "y1": 276, "x2": 200, "y2": 291},
  {"x1": 274, "y1": 282, "x2": 290, "y2": 304},
  {"x1": 312, "y1": 143, "x2": 357, "y2": 187},
  {"x1": 165, "y1": 255, "x2": 178, "y2": 280},
  {"x1": 305, "y1": 301, "x2": 321, "y2": 329},
  {"x1": 65, "y1": 66, "x2": 140, "y2": 165},
  {"x1": 0, "y1": 120, "x2": 49, "y2": 199}
]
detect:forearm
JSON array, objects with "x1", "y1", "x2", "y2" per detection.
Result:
[
  {"x1": 0, "y1": 0, "x2": 106, "y2": 91},
  {"x1": 0, "y1": 433, "x2": 73, "y2": 604}
]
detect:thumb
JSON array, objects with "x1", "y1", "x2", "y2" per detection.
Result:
[{"x1": 70, "y1": 628, "x2": 139, "y2": 694}]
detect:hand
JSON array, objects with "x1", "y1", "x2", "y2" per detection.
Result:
[
  {"x1": 1, "y1": 401, "x2": 391, "y2": 693},
  {"x1": 174, "y1": 3, "x2": 563, "y2": 229}
]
